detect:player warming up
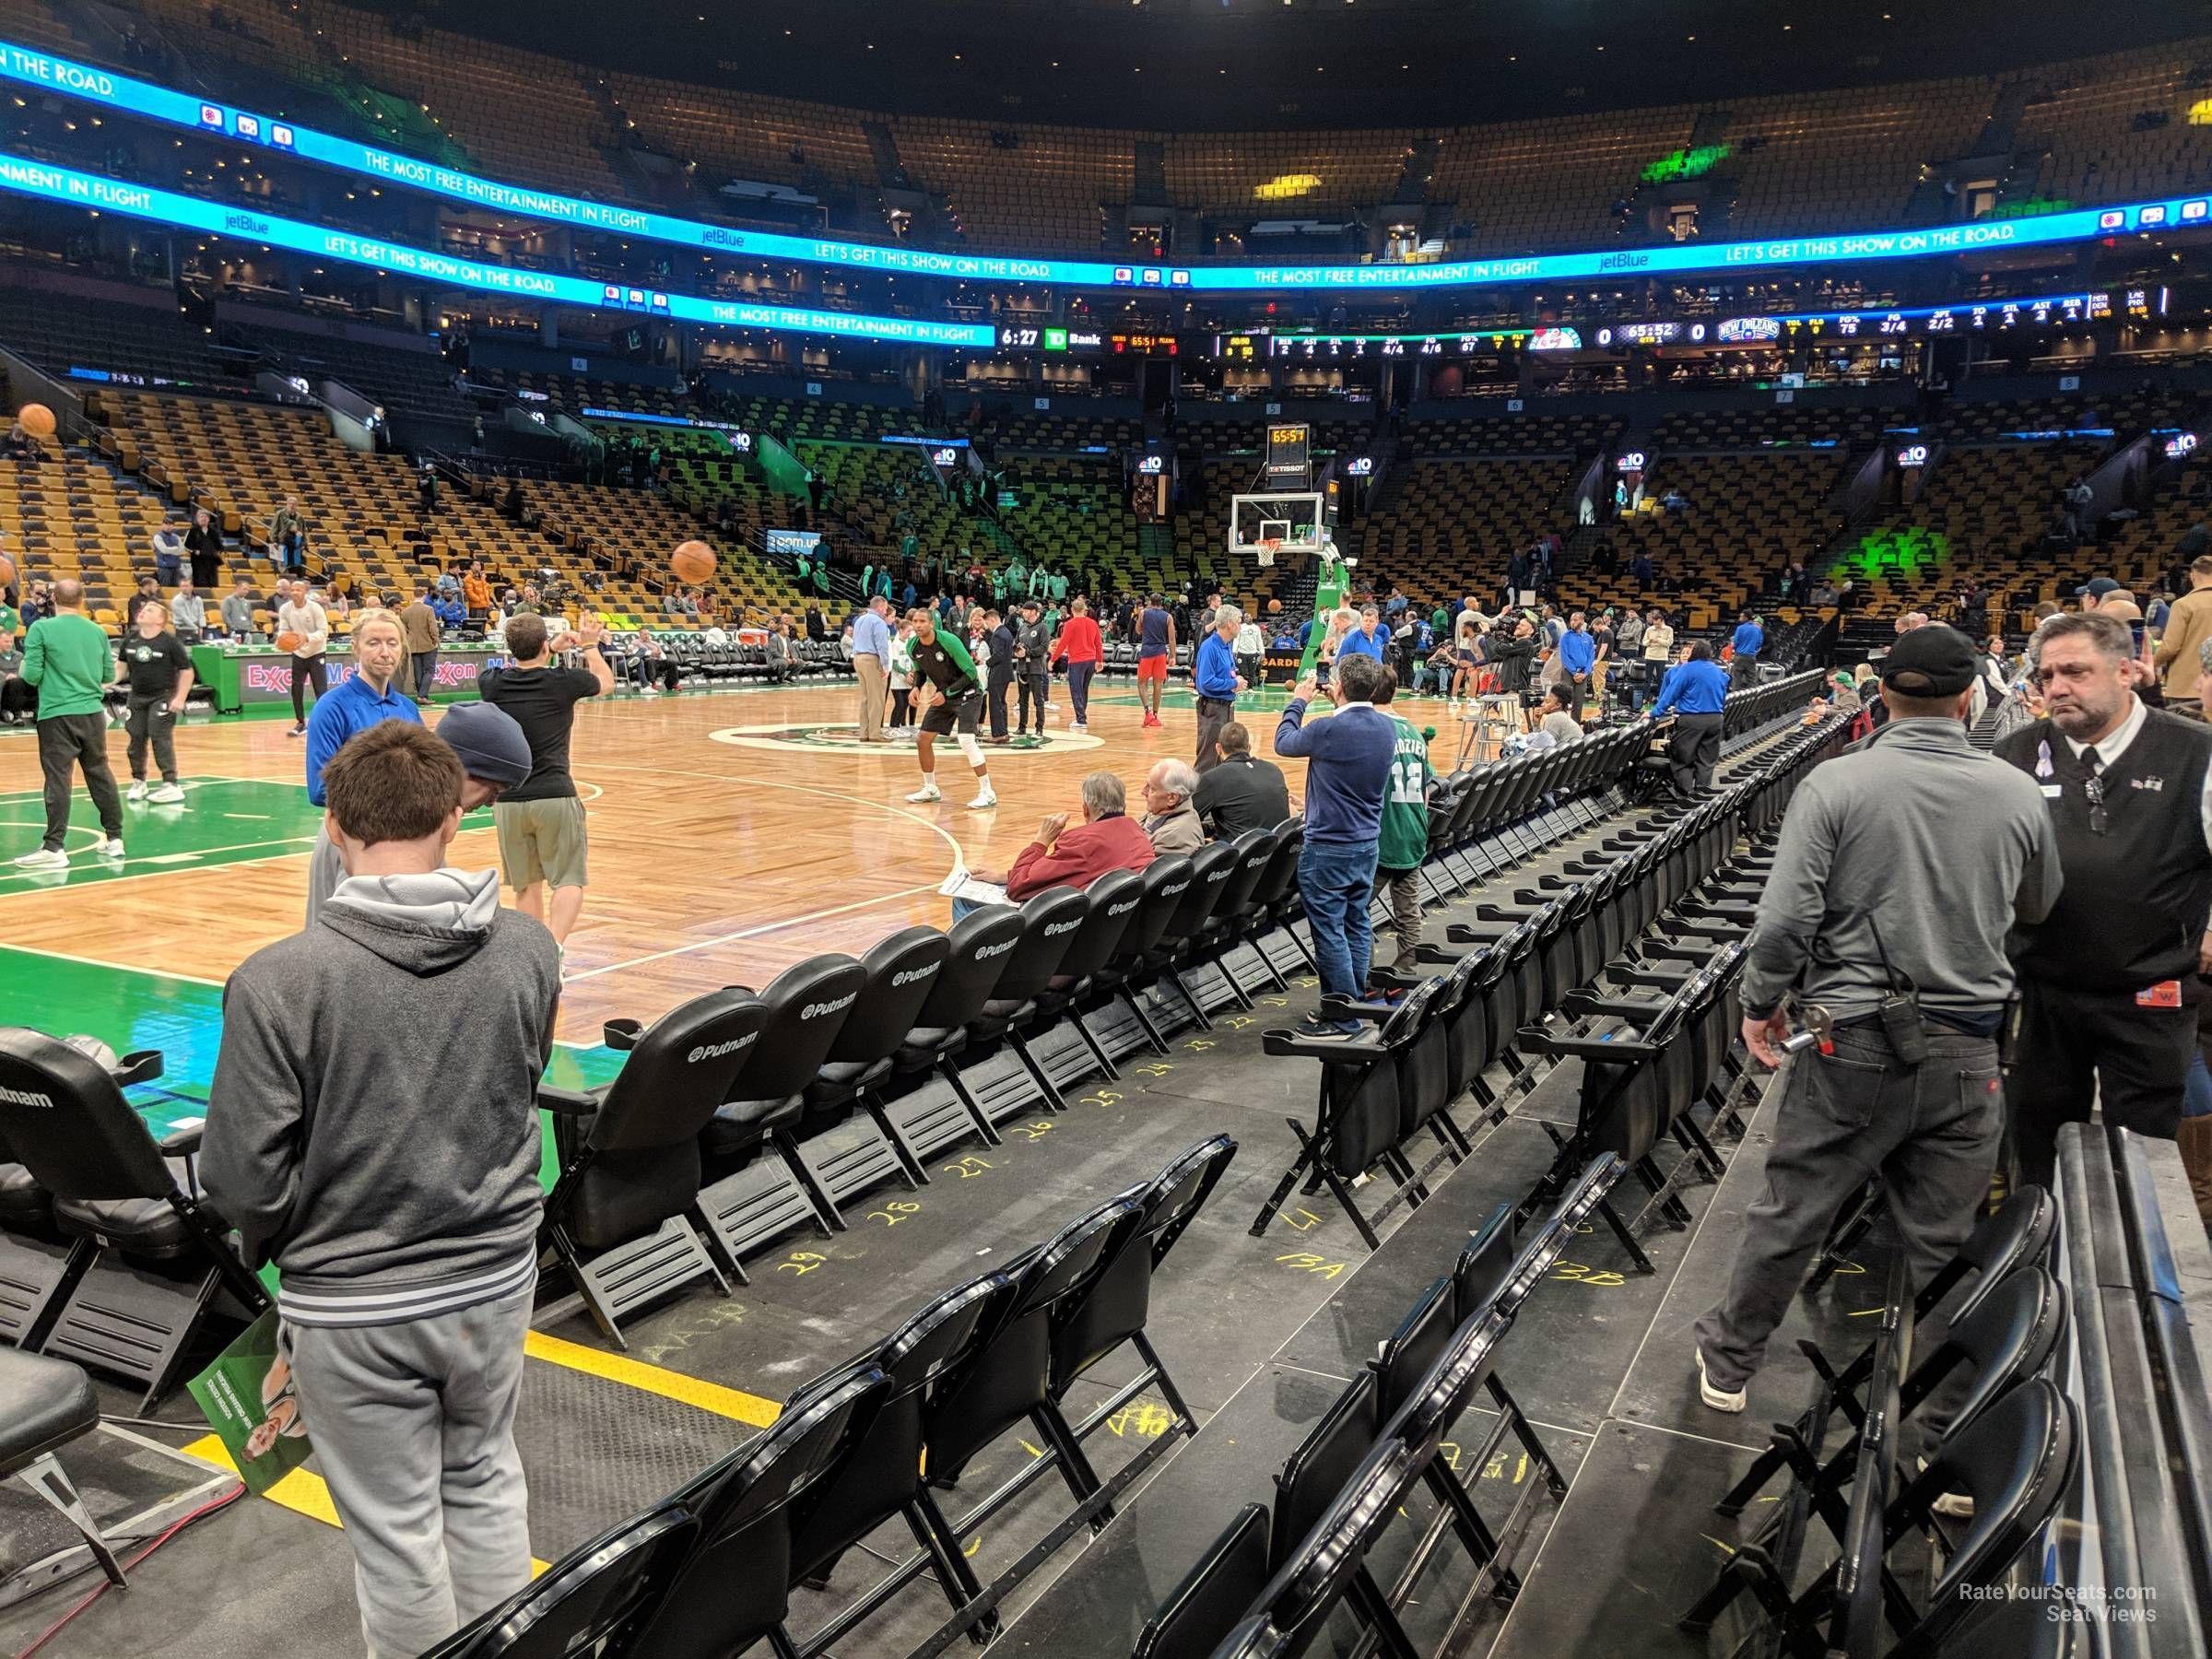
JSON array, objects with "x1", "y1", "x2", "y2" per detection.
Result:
[{"x1": 905, "y1": 609, "x2": 997, "y2": 810}]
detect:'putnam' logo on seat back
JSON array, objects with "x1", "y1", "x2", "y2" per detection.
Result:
[
  {"x1": 801, "y1": 992, "x2": 861, "y2": 1020},
  {"x1": 688, "y1": 1034, "x2": 759, "y2": 1063},
  {"x1": 0, "y1": 1086, "x2": 56, "y2": 1109},
  {"x1": 891, "y1": 962, "x2": 943, "y2": 987}
]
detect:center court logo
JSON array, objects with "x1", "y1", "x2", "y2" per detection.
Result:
[
  {"x1": 711, "y1": 722, "x2": 1101, "y2": 756},
  {"x1": 688, "y1": 1033, "x2": 759, "y2": 1063}
]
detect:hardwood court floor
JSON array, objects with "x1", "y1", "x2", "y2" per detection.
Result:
[{"x1": 0, "y1": 677, "x2": 1336, "y2": 1038}]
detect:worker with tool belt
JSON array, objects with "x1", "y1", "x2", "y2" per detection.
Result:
[{"x1": 1691, "y1": 626, "x2": 2062, "y2": 1415}]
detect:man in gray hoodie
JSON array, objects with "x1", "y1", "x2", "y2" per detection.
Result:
[{"x1": 203, "y1": 721, "x2": 561, "y2": 1658}]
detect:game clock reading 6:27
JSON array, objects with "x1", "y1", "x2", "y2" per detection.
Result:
[{"x1": 994, "y1": 326, "x2": 1105, "y2": 352}]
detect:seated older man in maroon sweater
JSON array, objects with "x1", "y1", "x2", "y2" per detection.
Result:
[{"x1": 957, "y1": 771, "x2": 1157, "y2": 917}]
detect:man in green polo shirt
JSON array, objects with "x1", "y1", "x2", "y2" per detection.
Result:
[{"x1": 15, "y1": 577, "x2": 124, "y2": 869}]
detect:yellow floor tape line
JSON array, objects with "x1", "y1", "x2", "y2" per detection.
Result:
[
  {"x1": 183, "y1": 1434, "x2": 549, "y2": 1576},
  {"x1": 522, "y1": 1328, "x2": 782, "y2": 1428}
]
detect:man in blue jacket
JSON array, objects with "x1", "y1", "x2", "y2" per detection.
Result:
[
  {"x1": 1729, "y1": 612, "x2": 1765, "y2": 687},
  {"x1": 1651, "y1": 640, "x2": 1731, "y2": 799},
  {"x1": 1192, "y1": 604, "x2": 1247, "y2": 773},
  {"x1": 1557, "y1": 611, "x2": 1596, "y2": 717},
  {"x1": 1275, "y1": 653, "x2": 1397, "y2": 1037}
]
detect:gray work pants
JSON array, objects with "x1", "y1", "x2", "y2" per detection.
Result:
[
  {"x1": 1194, "y1": 695, "x2": 1235, "y2": 772},
  {"x1": 285, "y1": 1284, "x2": 535, "y2": 1659},
  {"x1": 1382, "y1": 865, "x2": 1423, "y2": 975},
  {"x1": 1693, "y1": 1025, "x2": 2002, "y2": 1390}
]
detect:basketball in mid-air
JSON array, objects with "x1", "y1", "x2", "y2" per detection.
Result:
[
  {"x1": 276, "y1": 630, "x2": 303, "y2": 653},
  {"x1": 1267, "y1": 597, "x2": 1282, "y2": 615},
  {"x1": 16, "y1": 403, "x2": 55, "y2": 439},
  {"x1": 670, "y1": 539, "x2": 716, "y2": 585},
  {"x1": 0, "y1": 552, "x2": 16, "y2": 589}
]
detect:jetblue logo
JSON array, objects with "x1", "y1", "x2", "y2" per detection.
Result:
[{"x1": 688, "y1": 1033, "x2": 759, "y2": 1063}]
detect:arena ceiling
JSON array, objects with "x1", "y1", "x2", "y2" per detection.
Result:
[{"x1": 355, "y1": 0, "x2": 2212, "y2": 130}]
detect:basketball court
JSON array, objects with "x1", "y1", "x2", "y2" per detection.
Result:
[{"x1": 0, "y1": 676, "x2": 1321, "y2": 1040}]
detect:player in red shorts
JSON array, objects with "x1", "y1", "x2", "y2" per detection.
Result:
[{"x1": 1135, "y1": 593, "x2": 1176, "y2": 729}]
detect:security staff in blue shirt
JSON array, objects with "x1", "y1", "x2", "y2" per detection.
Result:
[
  {"x1": 1193, "y1": 604, "x2": 1248, "y2": 773},
  {"x1": 1730, "y1": 613, "x2": 1766, "y2": 688},
  {"x1": 1651, "y1": 641, "x2": 1731, "y2": 799},
  {"x1": 1335, "y1": 606, "x2": 1388, "y2": 665},
  {"x1": 1557, "y1": 612, "x2": 1597, "y2": 716}
]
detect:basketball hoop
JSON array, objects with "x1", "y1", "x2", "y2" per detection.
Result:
[{"x1": 1255, "y1": 538, "x2": 1281, "y2": 568}]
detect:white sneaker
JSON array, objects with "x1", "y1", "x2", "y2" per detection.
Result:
[
  {"x1": 1695, "y1": 1347, "x2": 1747, "y2": 1414},
  {"x1": 11, "y1": 848, "x2": 67, "y2": 869},
  {"x1": 905, "y1": 783, "x2": 943, "y2": 803},
  {"x1": 126, "y1": 781, "x2": 147, "y2": 802},
  {"x1": 967, "y1": 789, "x2": 999, "y2": 810},
  {"x1": 149, "y1": 782, "x2": 186, "y2": 804},
  {"x1": 101, "y1": 839, "x2": 126, "y2": 858},
  {"x1": 1072, "y1": 722, "x2": 1087, "y2": 732}
]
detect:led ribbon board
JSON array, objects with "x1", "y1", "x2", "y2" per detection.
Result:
[
  {"x1": 4, "y1": 39, "x2": 2208, "y2": 294},
  {"x1": 0, "y1": 157, "x2": 994, "y2": 347}
]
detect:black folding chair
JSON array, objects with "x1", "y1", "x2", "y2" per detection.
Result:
[
  {"x1": 535, "y1": 990, "x2": 770, "y2": 1346},
  {"x1": 0, "y1": 1029, "x2": 270, "y2": 1407}
]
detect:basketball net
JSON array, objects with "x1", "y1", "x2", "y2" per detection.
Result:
[{"x1": 1255, "y1": 538, "x2": 1280, "y2": 568}]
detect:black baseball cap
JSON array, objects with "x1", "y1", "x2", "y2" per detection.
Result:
[
  {"x1": 2077, "y1": 577, "x2": 2122, "y2": 598},
  {"x1": 1878, "y1": 624, "x2": 1981, "y2": 697}
]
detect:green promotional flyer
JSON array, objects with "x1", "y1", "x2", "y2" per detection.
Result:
[{"x1": 186, "y1": 1309, "x2": 312, "y2": 1495}]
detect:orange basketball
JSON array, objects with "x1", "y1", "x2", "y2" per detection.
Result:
[
  {"x1": 16, "y1": 403, "x2": 55, "y2": 440},
  {"x1": 0, "y1": 552, "x2": 16, "y2": 590},
  {"x1": 1267, "y1": 597, "x2": 1283, "y2": 614},
  {"x1": 670, "y1": 539, "x2": 716, "y2": 584},
  {"x1": 276, "y1": 630, "x2": 303, "y2": 653}
]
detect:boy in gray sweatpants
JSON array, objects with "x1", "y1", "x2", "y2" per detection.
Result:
[{"x1": 204, "y1": 722, "x2": 561, "y2": 1658}]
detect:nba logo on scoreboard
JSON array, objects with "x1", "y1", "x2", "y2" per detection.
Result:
[
  {"x1": 1170, "y1": 270, "x2": 1192, "y2": 287},
  {"x1": 270, "y1": 124, "x2": 295, "y2": 149},
  {"x1": 2184, "y1": 201, "x2": 2209, "y2": 222}
]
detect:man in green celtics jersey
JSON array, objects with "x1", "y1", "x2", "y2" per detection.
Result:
[
  {"x1": 1371, "y1": 669, "x2": 1434, "y2": 982},
  {"x1": 905, "y1": 609, "x2": 999, "y2": 810}
]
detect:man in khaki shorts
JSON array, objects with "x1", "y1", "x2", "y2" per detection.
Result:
[{"x1": 479, "y1": 611, "x2": 613, "y2": 947}]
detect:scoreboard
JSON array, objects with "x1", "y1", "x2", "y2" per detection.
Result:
[{"x1": 977, "y1": 286, "x2": 2154, "y2": 361}]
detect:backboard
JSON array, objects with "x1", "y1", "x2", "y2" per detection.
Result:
[{"x1": 1229, "y1": 491, "x2": 1326, "y2": 559}]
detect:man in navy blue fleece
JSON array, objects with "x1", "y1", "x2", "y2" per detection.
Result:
[
  {"x1": 1729, "y1": 612, "x2": 1765, "y2": 687},
  {"x1": 1275, "y1": 653, "x2": 1397, "y2": 1037},
  {"x1": 1652, "y1": 639, "x2": 1732, "y2": 799},
  {"x1": 1192, "y1": 604, "x2": 1247, "y2": 773}
]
